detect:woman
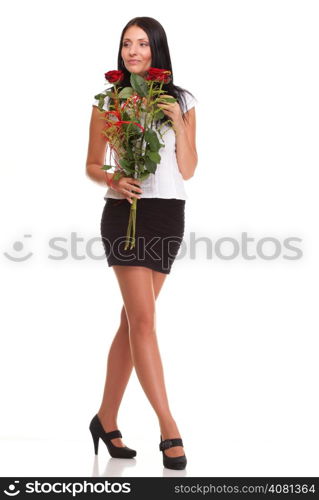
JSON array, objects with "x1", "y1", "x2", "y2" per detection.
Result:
[{"x1": 86, "y1": 16, "x2": 197, "y2": 470}]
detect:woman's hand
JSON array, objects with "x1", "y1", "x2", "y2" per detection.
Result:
[
  {"x1": 157, "y1": 94, "x2": 183, "y2": 126},
  {"x1": 111, "y1": 176, "x2": 143, "y2": 204}
]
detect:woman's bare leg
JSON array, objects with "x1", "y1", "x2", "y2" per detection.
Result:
[
  {"x1": 111, "y1": 265, "x2": 185, "y2": 458},
  {"x1": 96, "y1": 306, "x2": 133, "y2": 447},
  {"x1": 97, "y1": 267, "x2": 167, "y2": 448}
]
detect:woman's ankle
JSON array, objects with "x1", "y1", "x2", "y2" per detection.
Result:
[
  {"x1": 97, "y1": 410, "x2": 118, "y2": 430},
  {"x1": 159, "y1": 416, "x2": 180, "y2": 438}
]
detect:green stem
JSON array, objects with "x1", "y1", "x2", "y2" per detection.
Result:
[
  {"x1": 131, "y1": 198, "x2": 137, "y2": 249},
  {"x1": 151, "y1": 80, "x2": 164, "y2": 130},
  {"x1": 124, "y1": 207, "x2": 133, "y2": 250},
  {"x1": 124, "y1": 198, "x2": 137, "y2": 250}
]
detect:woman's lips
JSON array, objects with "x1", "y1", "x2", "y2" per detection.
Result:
[{"x1": 128, "y1": 60, "x2": 140, "y2": 64}]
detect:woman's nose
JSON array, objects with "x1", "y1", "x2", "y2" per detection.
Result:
[{"x1": 129, "y1": 46, "x2": 138, "y2": 55}]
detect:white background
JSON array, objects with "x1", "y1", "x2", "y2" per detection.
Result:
[{"x1": 1, "y1": 0, "x2": 318, "y2": 477}]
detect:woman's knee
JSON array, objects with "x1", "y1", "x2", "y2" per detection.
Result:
[
  {"x1": 128, "y1": 313, "x2": 156, "y2": 335},
  {"x1": 119, "y1": 305, "x2": 129, "y2": 331},
  {"x1": 118, "y1": 305, "x2": 156, "y2": 335}
]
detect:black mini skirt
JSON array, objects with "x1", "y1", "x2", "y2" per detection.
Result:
[{"x1": 100, "y1": 197, "x2": 186, "y2": 274}]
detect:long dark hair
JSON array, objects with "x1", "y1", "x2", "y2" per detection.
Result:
[{"x1": 111, "y1": 16, "x2": 195, "y2": 127}]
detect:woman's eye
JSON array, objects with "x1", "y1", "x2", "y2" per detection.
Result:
[{"x1": 123, "y1": 43, "x2": 148, "y2": 47}]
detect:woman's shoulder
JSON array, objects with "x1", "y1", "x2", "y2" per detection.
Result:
[{"x1": 178, "y1": 88, "x2": 199, "y2": 113}]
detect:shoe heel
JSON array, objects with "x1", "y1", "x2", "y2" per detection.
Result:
[
  {"x1": 90, "y1": 428, "x2": 99, "y2": 455},
  {"x1": 89, "y1": 414, "x2": 137, "y2": 459}
]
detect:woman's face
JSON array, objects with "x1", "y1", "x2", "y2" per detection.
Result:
[{"x1": 121, "y1": 25, "x2": 152, "y2": 76}]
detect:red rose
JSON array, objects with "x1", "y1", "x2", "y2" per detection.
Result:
[
  {"x1": 104, "y1": 70, "x2": 124, "y2": 83},
  {"x1": 145, "y1": 67, "x2": 171, "y2": 83}
]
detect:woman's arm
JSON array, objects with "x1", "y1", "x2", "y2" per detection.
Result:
[
  {"x1": 174, "y1": 107, "x2": 198, "y2": 180},
  {"x1": 85, "y1": 106, "x2": 114, "y2": 187}
]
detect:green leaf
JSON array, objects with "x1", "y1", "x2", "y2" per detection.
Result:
[
  {"x1": 118, "y1": 86, "x2": 134, "y2": 98},
  {"x1": 130, "y1": 123, "x2": 143, "y2": 135},
  {"x1": 119, "y1": 158, "x2": 130, "y2": 168},
  {"x1": 144, "y1": 129, "x2": 161, "y2": 151},
  {"x1": 154, "y1": 109, "x2": 165, "y2": 119},
  {"x1": 144, "y1": 157, "x2": 157, "y2": 173},
  {"x1": 101, "y1": 164, "x2": 113, "y2": 170},
  {"x1": 139, "y1": 172, "x2": 151, "y2": 181},
  {"x1": 157, "y1": 97, "x2": 176, "y2": 103},
  {"x1": 113, "y1": 171, "x2": 124, "y2": 182},
  {"x1": 126, "y1": 148, "x2": 135, "y2": 160},
  {"x1": 98, "y1": 97, "x2": 106, "y2": 110},
  {"x1": 147, "y1": 151, "x2": 161, "y2": 163},
  {"x1": 130, "y1": 73, "x2": 148, "y2": 97}
]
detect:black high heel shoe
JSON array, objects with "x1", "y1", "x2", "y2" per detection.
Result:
[
  {"x1": 89, "y1": 414, "x2": 136, "y2": 458},
  {"x1": 159, "y1": 434, "x2": 187, "y2": 470}
]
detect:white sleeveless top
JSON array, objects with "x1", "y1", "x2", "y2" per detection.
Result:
[{"x1": 92, "y1": 89, "x2": 198, "y2": 200}]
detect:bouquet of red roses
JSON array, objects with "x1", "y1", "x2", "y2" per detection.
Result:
[{"x1": 94, "y1": 68, "x2": 176, "y2": 250}]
